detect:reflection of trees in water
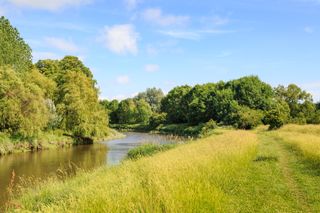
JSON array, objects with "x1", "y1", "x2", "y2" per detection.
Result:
[{"x1": 0, "y1": 144, "x2": 108, "y2": 206}]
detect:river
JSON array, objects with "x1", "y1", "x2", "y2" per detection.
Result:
[{"x1": 0, "y1": 132, "x2": 177, "y2": 207}]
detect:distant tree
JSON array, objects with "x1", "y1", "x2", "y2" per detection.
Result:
[
  {"x1": 263, "y1": 100, "x2": 290, "y2": 130},
  {"x1": 116, "y1": 99, "x2": 137, "y2": 124},
  {"x1": 275, "y1": 84, "x2": 315, "y2": 123},
  {"x1": 182, "y1": 83, "x2": 216, "y2": 124},
  {"x1": 161, "y1": 85, "x2": 192, "y2": 123},
  {"x1": 135, "y1": 99, "x2": 152, "y2": 124},
  {"x1": 226, "y1": 76, "x2": 274, "y2": 110},
  {"x1": 232, "y1": 105, "x2": 264, "y2": 130},
  {"x1": 135, "y1": 88, "x2": 164, "y2": 112},
  {"x1": 0, "y1": 16, "x2": 32, "y2": 72}
]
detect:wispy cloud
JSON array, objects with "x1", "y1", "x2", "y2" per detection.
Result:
[
  {"x1": 142, "y1": 8, "x2": 190, "y2": 26},
  {"x1": 159, "y1": 29, "x2": 236, "y2": 40},
  {"x1": 304, "y1": 26, "x2": 314, "y2": 33},
  {"x1": 44, "y1": 37, "x2": 79, "y2": 52},
  {"x1": 145, "y1": 64, "x2": 160, "y2": 73},
  {"x1": 8, "y1": 0, "x2": 92, "y2": 11},
  {"x1": 124, "y1": 0, "x2": 141, "y2": 10},
  {"x1": 100, "y1": 24, "x2": 139, "y2": 55},
  {"x1": 116, "y1": 75, "x2": 130, "y2": 84}
]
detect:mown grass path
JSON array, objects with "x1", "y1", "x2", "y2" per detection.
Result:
[{"x1": 228, "y1": 131, "x2": 320, "y2": 212}]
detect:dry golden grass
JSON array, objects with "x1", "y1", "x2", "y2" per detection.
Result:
[{"x1": 271, "y1": 125, "x2": 320, "y2": 163}]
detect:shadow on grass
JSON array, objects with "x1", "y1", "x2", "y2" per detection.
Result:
[
  {"x1": 254, "y1": 156, "x2": 278, "y2": 162},
  {"x1": 281, "y1": 142, "x2": 320, "y2": 177}
]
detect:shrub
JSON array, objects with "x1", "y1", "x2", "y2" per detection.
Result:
[
  {"x1": 149, "y1": 113, "x2": 167, "y2": 128},
  {"x1": 232, "y1": 106, "x2": 263, "y2": 130},
  {"x1": 127, "y1": 143, "x2": 176, "y2": 160}
]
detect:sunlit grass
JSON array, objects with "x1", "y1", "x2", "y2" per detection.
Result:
[
  {"x1": 10, "y1": 130, "x2": 258, "y2": 212},
  {"x1": 270, "y1": 125, "x2": 320, "y2": 163}
]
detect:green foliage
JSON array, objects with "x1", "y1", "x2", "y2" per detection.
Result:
[
  {"x1": 0, "y1": 67, "x2": 51, "y2": 137},
  {"x1": 35, "y1": 59, "x2": 61, "y2": 81},
  {"x1": 127, "y1": 143, "x2": 176, "y2": 160},
  {"x1": 264, "y1": 100, "x2": 290, "y2": 130},
  {"x1": 183, "y1": 83, "x2": 215, "y2": 124},
  {"x1": 149, "y1": 113, "x2": 167, "y2": 128},
  {"x1": 59, "y1": 56, "x2": 93, "y2": 79},
  {"x1": 226, "y1": 76, "x2": 274, "y2": 110},
  {"x1": 275, "y1": 84, "x2": 315, "y2": 123},
  {"x1": 135, "y1": 87, "x2": 164, "y2": 112},
  {"x1": 161, "y1": 85, "x2": 192, "y2": 123},
  {"x1": 135, "y1": 99, "x2": 152, "y2": 124},
  {"x1": 232, "y1": 105, "x2": 263, "y2": 130},
  {"x1": 116, "y1": 99, "x2": 137, "y2": 124},
  {"x1": 0, "y1": 16, "x2": 32, "y2": 72},
  {"x1": 56, "y1": 71, "x2": 108, "y2": 140}
]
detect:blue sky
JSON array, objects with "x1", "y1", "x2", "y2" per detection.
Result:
[{"x1": 1, "y1": 0, "x2": 319, "y2": 101}]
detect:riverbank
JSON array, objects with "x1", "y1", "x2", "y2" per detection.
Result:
[
  {"x1": 111, "y1": 120, "x2": 218, "y2": 138},
  {"x1": 7, "y1": 125, "x2": 320, "y2": 212},
  {"x1": 0, "y1": 128, "x2": 124, "y2": 156}
]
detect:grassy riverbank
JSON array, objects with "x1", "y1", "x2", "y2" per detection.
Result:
[
  {"x1": 0, "y1": 128, "x2": 123, "y2": 156},
  {"x1": 7, "y1": 125, "x2": 320, "y2": 212},
  {"x1": 111, "y1": 120, "x2": 218, "y2": 138}
]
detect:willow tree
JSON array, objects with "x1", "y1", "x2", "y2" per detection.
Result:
[
  {"x1": 57, "y1": 71, "x2": 108, "y2": 141},
  {"x1": 0, "y1": 67, "x2": 52, "y2": 137}
]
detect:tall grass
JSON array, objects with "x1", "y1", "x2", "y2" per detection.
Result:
[
  {"x1": 10, "y1": 130, "x2": 258, "y2": 212},
  {"x1": 270, "y1": 125, "x2": 320, "y2": 163}
]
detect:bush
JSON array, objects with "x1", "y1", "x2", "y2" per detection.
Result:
[
  {"x1": 232, "y1": 106, "x2": 263, "y2": 130},
  {"x1": 127, "y1": 143, "x2": 176, "y2": 160},
  {"x1": 199, "y1": 119, "x2": 217, "y2": 137},
  {"x1": 149, "y1": 113, "x2": 167, "y2": 128}
]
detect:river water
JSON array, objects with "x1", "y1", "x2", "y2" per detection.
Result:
[{"x1": 0, "y1": 132, "x2": 177, "y2": 207}]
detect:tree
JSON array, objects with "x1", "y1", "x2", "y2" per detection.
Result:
[
  {"x1": 135, "y1": 99, "x2": 152, "y2": 124},
  {"x1": 135, "y1": 88, "x2": 164, "y2": 112},
  {"x1": 59, "y1": 56, "x2": 93, "y2": 79},
  {"x1": 57, "y1": 71, "x2": 108, "y2": 141},
  {"x1": 263, "y1": 100, "x2": 290, "y2": 130},
  {"x1": 275, "y1": 84, "x2": 315, "y2": 123},
  {"x1": 231, "y1": 105, "x2": 264, "y2": 130},
  {"x1": 182, "y1": 83, "x2": 215, "y2": 124},
  {"x1": 35, "y1": 59, "x2": 61, "y2": 81},
  {"x1": 116, "y1": 99, "x2": 137, "y2": 124},
  {"x1": 161, "y1": 85, "x2": 192, "y2": 123},
  {"x1": 226, "y1": 76, "x2": 274, "y2": 110},
  {"x1": 0, "y1": 16, "x2": 32, "y2": 72},
  {"x1": 0, "y1": 67, "x2": 50, "y2": 137}
]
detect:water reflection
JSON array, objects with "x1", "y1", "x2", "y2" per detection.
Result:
[{"x1": 0, "y1": 132, "x2": 176, "y2": 206}]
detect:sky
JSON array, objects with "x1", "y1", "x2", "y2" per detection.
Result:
[{"x1": 0, "y1": 0, "x2": 319, "y2": 101}]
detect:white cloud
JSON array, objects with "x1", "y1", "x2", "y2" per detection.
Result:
[
  {"x1": 32, "y1": 51, "x2": 61, "y2": 62},
  {"x1": 142, "y1": 8, "x2": 189, "y2": 26},
  {"x1": 304, "y1": 26, "x2": 314, "y2": 33},
  {"x1": 124, "y1": 0, "x2": 140, "y2": 10},
  {"x1": 212, "y1": 16, "x2": 230, "y2": 26},
  {"x1": 159, "y1": 29, "x2": 236, "y2": 40},
  {"x1": 44, "y1": 37, "x2": 79, "y2": 52},
  {"x1": 101, "y1": 24, "x2": 139, "y2": 55},
  {"x1": 8, "y1": 0, "x2": 91, "y2": 11},
  {"x1": 145, "y1": 64, "x2": 159, "y2": 73},
  {"x1": 116, "y1": 75, "x2": 130, "y2": 84}
]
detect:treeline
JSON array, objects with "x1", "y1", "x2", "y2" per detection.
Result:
[
  {"x1": 104, "y1": 77, "x2": 320, "y2": 130},
  {"x1": 0, "y1": 16, "x2": 108, "y2": 144}
]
